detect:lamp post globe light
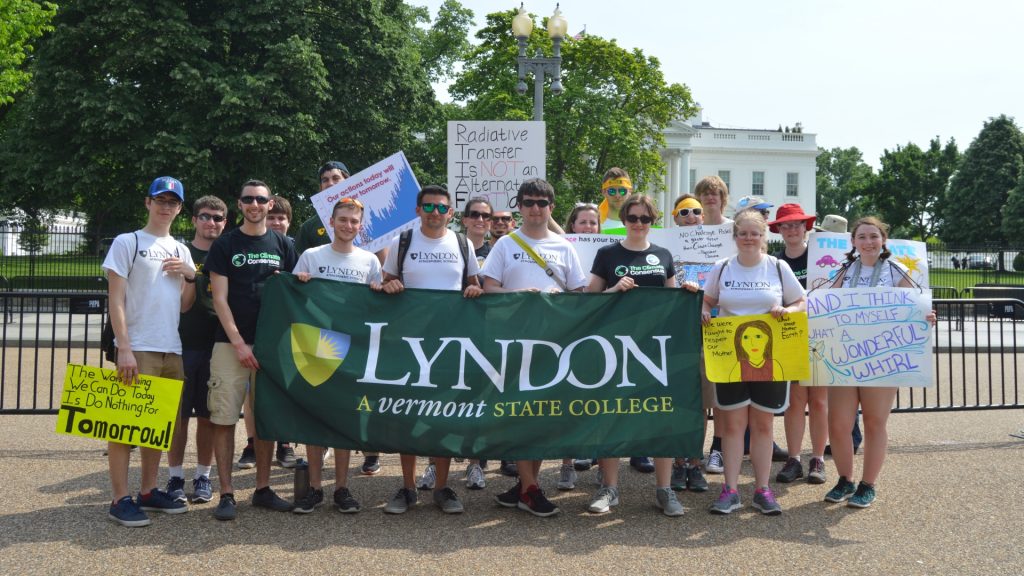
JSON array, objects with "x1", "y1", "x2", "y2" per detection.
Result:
[{"x1": 513, "y1": 3, "x2": 567, "y2": 121}]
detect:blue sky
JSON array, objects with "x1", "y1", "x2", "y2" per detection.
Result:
[{"x1": 421, "y1": 0, "x2": 1024, "y2": 168}]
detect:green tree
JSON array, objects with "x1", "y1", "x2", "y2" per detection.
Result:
[
  {"x1": 941, "y1": 115, "x2": 1024, "y2": 245},
  {"x1": 868, "y1": 137, "x2": 959, "y2": 241},
  {"x1": 1000, "y1": 158, "x2": 1024, "y2": 243},
  {"x1": 0, "y1": 0, "x2": 56, "y2": 105},
  {"x1": 815, "y1": 146, "x2": 874, "y2": 223},
  {"x1": 447, "y1": 9, "x2": 694, "y2": 220}
]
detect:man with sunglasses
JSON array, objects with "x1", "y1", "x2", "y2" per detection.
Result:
[
  {"x1": 481, "y1": 178, "x2": 588, "y2": 517},
  {"x1": 488, "y1": 210, "x2": 516, "y2": 249},
  {"x1": 205, "y1": 180, "x2": 299, "y2": 521},
  {"x1": 166, "y1": 195, "x2": 227, "y2": 507},
  {"x1": 375, "y1": 185, "x2": 483, "y2": 515},
  {"x1": 599, "y1": 167, "x2": 633, "y2": 232}
]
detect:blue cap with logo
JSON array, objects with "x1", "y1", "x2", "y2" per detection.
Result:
[
  {"x1": 148, "y1": 176, "x2": 185, "y2": 202},
  {"x1": 736, "y1": 195, "x2": 773, "y2": 212}
]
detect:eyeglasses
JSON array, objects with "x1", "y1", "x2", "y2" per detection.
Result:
[
  {"x1": 521, "y1": 199, "x2": 551, "y2": 208},
  {"x1": 196, "y1": 213, "x2": 226, "y2": 223},
  {"x1": 465, "y1": 210, "x2": 491, "y2": 220},
  {"x1": 605, "y1": 188, "x2": 630, "y2": 197},
  {"x1": 778, "y1": 222, "x2": 805, "y2": 231},
  {"x1": 337, "y1": 197, "x2": 364, "y2": 209},
  {"x1": 625, "y1": 214, "x2": 654, "y2": 224},
  {"x1": 420, "y1": 202, "x2": 450, "y2": 214},
  {"x1": 491, "y1": 215, "x2": 513, "y2": 223},
  {"x1": 736, "y1": 231, "x2": 763, "y2": 239},
  {"x1": 151, "y1": 197, "x2": 182, "y2": 208},
  {"x1": 676, "y1": 208, "x2": 702, "y2": 217},
  {"x1": 240, "y1": 195, "x2": 271, "y2": 205}
]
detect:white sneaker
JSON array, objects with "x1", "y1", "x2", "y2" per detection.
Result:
[
  {"x1": 587, "y1": 486, "x2": 619, "y2": 513},
  {"x1": 557, "y1": 463, "x2": 578, "y2": 490},
  {"x1": 465, "y1": 463, "x2": 486, "y2": 490},
  {"x1": 706, "y1": 450, "x2": 724, "y2": 474},
  {"x1": 417, "y1": 464, "x2": 436, "y2": 490}
]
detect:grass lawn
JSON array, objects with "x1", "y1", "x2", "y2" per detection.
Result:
[{"x1": 0, "y1": 255, "x2": 105, "y2": 281}]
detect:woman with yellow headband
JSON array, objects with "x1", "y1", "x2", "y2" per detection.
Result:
[
  {"x1": 671, "y1": 194, "x2": 704, "y2": 227},
  {"x1": 598, "y1": 167, "x2": 633, "y2": 232}
]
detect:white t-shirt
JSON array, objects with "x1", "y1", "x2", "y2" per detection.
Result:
[
  {"x1": 703, "y1": 255, "x2": 804, "y2": 317},
  {"x1": 293, "y1": 244, "x2": 382, "y2": 285},
  {"x1": 382, "y1": 228, "x2": 479, "y2": 290},
  {"x1": 839, "y1": 259, "x2": 908, "y2": 289},
  {"x1": 102, "y1": 230, "x2": 194, "y2": 354},
  {"x1": 481, "y1": 231, "x2": 588, "y2": 291}
]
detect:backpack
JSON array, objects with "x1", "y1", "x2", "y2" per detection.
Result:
[{"x1": 395, "y1": 229, "x2": 471, "y2": 289}]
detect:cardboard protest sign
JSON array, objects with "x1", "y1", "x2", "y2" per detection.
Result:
[
  {"x1": 563, "y1": 234, "x2": 622, "y2": 273},
  {"x1": 56, "y1": 364, "x2": 183, "y2": 450},
  {"x1": 807, "y1": 232, "x2": 929, "y2": 291},
  {"x1": 702, "y1": 313, "x2": 809, "y2": 383},
  {"x1": 309, "y1": 151, "x2": 421, "y2": 254},
  {"x1": 448, "y1": 121, "x2": 545, "y2": 211},
  {"x1": 802, "y1": 287, "x2": 933, "y2": 387}
]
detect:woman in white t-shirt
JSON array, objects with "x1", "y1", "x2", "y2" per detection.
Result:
[
  {"x1": 822, "y1": 216, "x2": 936, "y2": 509},
  {"x1": 701, "y1": 209, "x2": 806, "y2": 516}
]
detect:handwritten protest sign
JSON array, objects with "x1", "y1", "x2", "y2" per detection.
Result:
[
  {"x1": 56, "y1": 364, "x2": 182, "y2": 450},
  {"x1": 448, "y1": 121, "x2": 545, "y2": 211},
  {"x1": 802, "y1": 287, "x2": 933, "y2": 387},
  {"x1": 563, "y1": 234, "x2": 621, "y2": 273},
  {"x1": 807, "y1": 232, "x2": 929, "y2": 290},
  {"x1": 702, "y1": 313, "x2": 809, "y2": 383},
  {"x1": 309, "y1": 151, "x2": 421, "y2": 254}
]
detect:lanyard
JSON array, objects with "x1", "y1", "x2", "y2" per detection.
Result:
[{"x1": 849, "y1": 258, "x2": 883, "y2": 288}]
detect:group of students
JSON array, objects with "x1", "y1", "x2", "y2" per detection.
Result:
[{"x1": 100, "y1": 162, "x2": 934, "y2": 527}]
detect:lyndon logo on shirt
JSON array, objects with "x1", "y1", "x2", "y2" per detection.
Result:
[
  {"x1": 513, "y1": 250, "x2": 560, "y2": 265},
  {"x1": 409, "y1": 250, "x2": 460, "y2": 263},
  {"x1": 724, "y1": 280, "x2": 772, "y2": 289}
]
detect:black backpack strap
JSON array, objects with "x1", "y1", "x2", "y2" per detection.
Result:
[
  {"x1": 456, "y1": 232, "x2": 470, "y2": 289},
  {"x1": 396, "y1": 229, "x2": 413, "y2": 282}
]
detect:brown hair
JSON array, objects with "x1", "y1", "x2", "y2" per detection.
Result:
[
  {"x1": 618, "y1": 194, "x2": 657, "y2": 223},
  {"x1": 844, "y1": 216, "x2": 892, "y2": 263},
  {"x1": 694, "y1": 175, "x2": 729, "y2": 207},
  {"x1": 565, "y1": 204, "x2": 601, "y2": 233}
]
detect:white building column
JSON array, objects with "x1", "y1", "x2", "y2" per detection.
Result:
[{"x1": 681, "y1": 149, "x2": 691, "y2": 196}]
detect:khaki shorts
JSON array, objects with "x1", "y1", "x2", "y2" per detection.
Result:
[
  {"x1": 207, "y1": 342, "x2": 254, "y2": 426},
  {"x1": 133, "y1": 351, "x2": 185, "y2": 382}
]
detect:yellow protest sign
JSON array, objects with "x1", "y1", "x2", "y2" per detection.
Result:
[
  {"x1": 702, "y1": 313, "x2": 809, "y2": 383},
  {"x1": 56, "y1": 364, "x2": 183, "y2": 451}
]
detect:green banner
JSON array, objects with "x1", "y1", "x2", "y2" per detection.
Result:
[{"x1": 254, "y1": 274, "x2": 704, "y2": 460}]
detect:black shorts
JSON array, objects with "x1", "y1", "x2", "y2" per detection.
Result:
[
  {"x1": 180, "y1": 348, "x2": 212, "y2": 420},
  {"x1": 714, "y1": 381, "x2": 790, "y2": 413}
]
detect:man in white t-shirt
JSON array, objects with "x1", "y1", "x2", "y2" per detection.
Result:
[
  {"x1": 481, "y1": 178, "x2": 588, "y2": 517},
  {"x1": 291, "y1": 197, "x2": 383, "y2": 515},
  {"x1": 373, "y1": 185, "x2": 482, "y2": 515}
]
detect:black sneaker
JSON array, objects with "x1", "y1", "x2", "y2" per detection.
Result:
[
  {"x1": 166, "y1": 476, "x2": 187, "y2": 503},
  {"x1": 252, "y1": 487, "x2": 294, "y2": 512},
  {"x1": 333, "y1": 487, "x2": 361, "y2": 513},
  {"x1": 629, "y1": 456, "x2": 655, "y2": 473},
  {"x1": 499, "y1": 460, "x2": 519, "y2": 477},
  {"x1": 776, "y1": 457, "x2": 804, "y2": 483},
  {"x1": 573, "y1": 458, "x2": 594, "y2": 471},
  {"x1": 293, "y1": 487, "x2": 324, "y2": 514},
  {"x1": 276, "y1": 443, "x2": 297, "y2": 468},
  {"x1": 360, "y1": 455, "x2": 381, "y2": 476},
  {"x1": 495, "y1": 482, "x2": 521, "y2": 508},
  {"x1": 772, "y1": 443, "x2": 789, "y2": 462},
  {"x1": 517, "y1": 485, "x2": 559, "y2": 517},
  {"x1": 237, "y1": 445, "x2": 256, "y2": 469},
  {"x1": 686, "y1": 464, "x2": 709, "y2": 492},
  {"x1": 213, "y1": 493, "x2": 237, "y2": 521}
]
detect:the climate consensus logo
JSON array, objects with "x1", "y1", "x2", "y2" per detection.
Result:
[{"x1": 290, "y1": 323, "x2": 351, "y2": 387}]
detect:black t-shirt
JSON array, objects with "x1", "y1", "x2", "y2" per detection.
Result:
[
  {"x1": 775, "y1": 247, "x2": 808, "y2": 288},
  {"x1": 205, "y1": 227, "x2": 298, "y2": 344},
  {"x1": 179, "y1": 243, "x2": 218, "y2": 351},
  {"x1": 590, "y1": 242, "x2": 675, "y2": 288}
]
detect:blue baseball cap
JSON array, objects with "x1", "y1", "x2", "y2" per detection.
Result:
[
  {"x1": 148, "y1": 176, "x2": 185, "y2": 202},
  {"x1": 736, "y1": 195, "x2": 773, "y2": 211}
]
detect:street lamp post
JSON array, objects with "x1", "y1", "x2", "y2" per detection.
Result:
[{"x1": 513, "y1": 4, "x2": 567, "y2": 122}]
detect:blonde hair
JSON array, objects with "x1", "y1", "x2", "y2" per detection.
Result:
[
  {"x1": 734, "y1": 209, "x2": 768, "y2": 251},
  {"x1": 694, "y1": 175, "x2": 729, "y2": 208}
]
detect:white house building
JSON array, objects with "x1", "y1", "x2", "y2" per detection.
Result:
[{"x1": 654, "y1": 108, "x2": 818, "y2": 228}]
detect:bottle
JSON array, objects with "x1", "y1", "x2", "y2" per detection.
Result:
[{"x1": 293, "y1": 457, "x2": 309, "y2": 502}]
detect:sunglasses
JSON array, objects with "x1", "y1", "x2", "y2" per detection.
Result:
[
  {"x1": 465, "y1": 210, "x2": 492, "y2": 220},
  {"x1": 420, "y1": 202, "x2": 450, "y2": 214},
  {"x1": 240, "y1": 195, "x2": 271, "y2": 205},
  {"x1": 337, "y1": 197, "x2": 364, "y2": 209},
  {"x1": 196, "y1": 213, "x2": 226, "y2": 223},
  {"x1": 676, "y1": 208, "x2": 702, "y2": 217},
  {"x1": 625, "y1": 214, "x2": 654, "y2": 224},
  {"x1": 605, "y1": 188, "x2": 630, "y2": 197},
  {"x1": 521, "y1": 199, "x2": 550, "y2": 208},
  {"x1": 491, "y1": 215, "x2": 513, "y2": 223}
]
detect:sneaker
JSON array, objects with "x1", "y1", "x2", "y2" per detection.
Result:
[
  {"x1": 709, "y1": 486, "x2": 742, "y2": 515},
  {"x1": 706, "y1": 450, "x2": 724, "y2": 474},
  {"x1": 138, "y1": 489, "x2": 188, "y2": 514},
  {"x1": 518, "y1": 485, "x2": 560, "y2": 517},
  {"x1": 686, "y1": 464, "x2": 709, "y2": 492},
  {"x1": 847, "y1": 481, "x2": 876, "y2": 508},
  {"x1": 166, "y1": 476, "x2": 187, "y2": 503},
  {"x1": 629, "y1": 456, "x2": 655, "y2": 473},
  {"x1": 495, "y1": 482, "x2": 521, "y2": 508},
  {"x1": 360, "y1": 454, "x2": 381, "y2": 476},
  {"x1": 655, "y1": 487, "x2": 685, "y2": 517},
  {"x1": 252, "y1": 487, "x2": 294, "y2": 512},
  {"x1": 417, "y1": 464, "x2": 436, "y2": 490},
  {"x1": 433, "y1": 487, "x2": 464, "y2": 514},
  {"x1": 499, "y1": 460, "x2": 518, "y2": 477},
  {"x1": 236, "y1": 445, "x2": 256, "y2": 469},
  {"x1": 333, "y1": 487, "x2": 361, "y2": 513},
  {"x1": 670, "y1": 463, "x2": 687, "y2": 491},
  {"x1": 573, "y1": 458, "x2": 594, "y2": 471},
  {"x1": 108, "y1": 496, "x2": 151, "y2": 527},
  {"x1": 752, "y1": 486, "x2": 782, "y2": 515},
  {"x1": 276, "y1": 443, "x2": 297, "y2": 468},
  {"x1": 587, "y1": 486, "x2": 619, "y2": 514},
  {"x1": 772, "y1": 443, "x2": 789, "y2": 462},
  {"x1": 557, "y1": 463, "x2": 578, "y2": 491},
  {"x1": 776, "y1": 457, "x2": 804, "y2": 483},
  {"x1": 384, "y1": 487, "x2": 417, "y2": 514},
  {"x1": 213, "y1": 493, "x2": 236, "y2": 521},
  {"x1": 191, "y1": 476, "x2": 213, "y2": 504},
  {"x1": 293, "y1": 487, "x2": 324, "y2": 514},
  {"x1": 465, "y1": 463, "x2": 486, "y2": 490},
  {"x1": 824, "y1": 476, "x2": 857, "y2": 503},
  {"x1": 807, "y1": 457, "x2": 827, "y2": 485}
]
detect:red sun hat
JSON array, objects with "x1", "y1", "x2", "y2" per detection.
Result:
[{"x1": 768, "y1": 203, "x2": 816, "y2": 233}]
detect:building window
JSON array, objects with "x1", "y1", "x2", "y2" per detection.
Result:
[
  {"x1": 718, "y1": 170, "x2": 730, "y2": 190},
  {"x1": 752, "y1": 171, "x2": 764, "y2": 196},
  {"x1": 690, "y1": 169, "x2": 696, "y2": 192},
  {"x1": 786, "y1": 172, "x2": 799, "y2": 196}
]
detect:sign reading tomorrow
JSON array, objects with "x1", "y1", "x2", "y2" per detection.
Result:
[{"x1": 447, "y1": 121, "x2": 545, "y2": 211}]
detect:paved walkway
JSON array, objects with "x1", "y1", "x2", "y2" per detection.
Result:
[{"x1": 0, "y1": 410, "x2": 1021, "y2": 575}]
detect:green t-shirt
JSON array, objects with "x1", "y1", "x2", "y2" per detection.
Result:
[{"x1": 295, "y1": 214, "x2": 330, "y2": 254}]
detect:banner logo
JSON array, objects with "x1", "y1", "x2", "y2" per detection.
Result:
[{"x1": 291, "y1": 323, "x2": 351, "y2": 387}]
